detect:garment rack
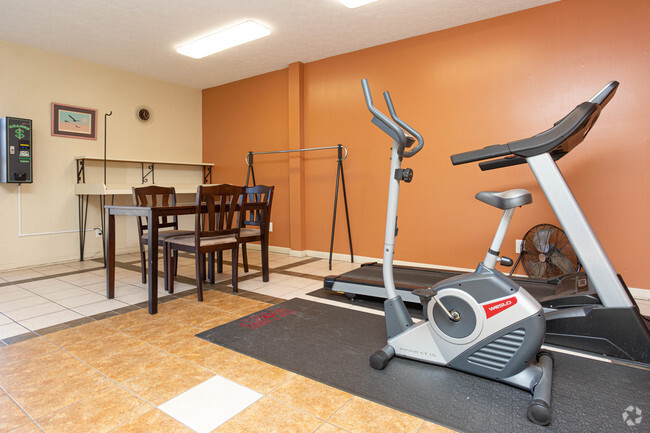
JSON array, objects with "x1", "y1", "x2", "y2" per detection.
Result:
[{"x1": 245, "y1": 144, "x2": 353, "y2": 270}]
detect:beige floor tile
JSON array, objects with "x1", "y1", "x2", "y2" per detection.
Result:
[
  {"x1": 121, "y1": 355, "x2": 215, "y2": 405},
  {"x1": 44, "y1": 320, "x2": 119, "y2": 347},
  {"x1": 0, "y1": 336, "x2": 60, "y2": 364},
  {"x1": 329, "y1": 396, "x2": 424, "y2": 433},
  {"x1": 156, "y1": 299, "x2": 224, "y2": 326},
  {"x1": 111, "y1": 409, "x2": 194, "y2": 433},
  {"x1": 120, "y1": 316, "x2": 198, "y2": 343},
  {"x1": 210, "y1": 354, "x2": 295, "y2": 394},
  {"x1": 149, "y1": 328, "x2": 213, "y2": 357},
  {"x1": 194, "y1": 312, "x2": 241, "y2": 331},
  {"x1": 11, "y1": 365, "x2": 113, "y2": 419},
  {"x1": 89, "y1": 344, "x2": 171, "y2": 383},
  {"x1": 314, "y1": 423, "x2": 348, "y2": 433},
  {"x1": 100, "y1": 308, "x2": 170, "y2": 330},
  {"x1": 178, "y1": 341, "x2": 244, "y2": 371},
  {"x1": 0, "y1": 395, "x2": 31, "y2": 433},
  {"x1": 214, "y1": 396, "x2": 321, "y2": 433},
  {"x1": 64, "y1": 331, "x2": 146, "y2": 364},
  {"x1": 0, "y1": 349, "x2": 83, "y2": 394},
  {"x1": 36, "y1": 384, "x2": 152, "y2": 433},
  {"x1": 269, "y1": 375, "x2": 352, "y2": 420},
  {"x1": 5, "y1": 422, "x2": 42, "y2": 433},
  {"x1": 418, "y1": 422, "x2": 459, "y2": 433}
]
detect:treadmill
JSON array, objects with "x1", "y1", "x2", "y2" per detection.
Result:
[
  {"x1": 325, "y1": 262, "x2": 596, "y2": 308},
  {"x1": 325, "y1": 81, "x2": 649, "y2": 364}
]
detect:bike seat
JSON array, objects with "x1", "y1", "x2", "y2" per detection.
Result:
[{"x1": 475, "y1": 189, "x2": 532, "y2": 210}]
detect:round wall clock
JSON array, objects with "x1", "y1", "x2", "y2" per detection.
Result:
[{"x1": 135, "y1": 106, "x2": 153, "y2": 123}]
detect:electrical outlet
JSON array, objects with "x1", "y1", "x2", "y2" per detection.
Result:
[
  {"x1": 515, "y1": 239, "x2": 522, "y2": 254},
  {"x1": 95, "y1": 228, "x2": 103, "y2": 238},
  {"x1": 269, "y1": 222, "x2": 273, "y2": 232}
]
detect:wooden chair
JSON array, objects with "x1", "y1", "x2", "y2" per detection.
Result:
[
  {"x1": 132, "y1": 186, "x2": 193, "y2": 284},
  {"x1": 165, "y1": 184, "x2": 246, "y2": 300},
  {"x1": 240, "y1": 185, "x2": 274, "y2": 282}
]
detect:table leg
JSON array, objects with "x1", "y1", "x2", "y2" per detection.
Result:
[
  {"x1": 148, "y1": 210, "x2": 158, "y2": 314},
  {"x1": 106, "y1": 210, "x2": 115, "y2": 299}
]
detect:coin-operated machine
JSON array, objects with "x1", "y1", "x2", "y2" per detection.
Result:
[{"x1": 1, "y1": 117, "x2": 32, "y2": 183}]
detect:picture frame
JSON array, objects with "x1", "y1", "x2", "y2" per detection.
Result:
[{"x1": 51, "y1": 103, "x2": 97, "y2": 140}]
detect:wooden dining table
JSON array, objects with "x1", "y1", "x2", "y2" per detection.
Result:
[
  {"x1": 105, "y1": 201, "x2": 266, "y2": 314},
  {"x1": 105, "y1": 203, "x2": 197, "y2": 314}
]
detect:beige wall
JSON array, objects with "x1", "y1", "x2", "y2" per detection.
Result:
[{"x1": 0, "y1": 40, "x2": 203, "y2": 270}]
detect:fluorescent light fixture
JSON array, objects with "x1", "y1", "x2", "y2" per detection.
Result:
[
  {"x1": 338, "y1": 0, "x2": 378, "y2": 8},
  {"x1": 176, "y1": 20, "x2": 271, "y2": 59}
]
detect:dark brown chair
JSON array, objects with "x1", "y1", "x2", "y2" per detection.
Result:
[
  {"x1": 165, "y1": 184, "x2": 246, "y2": 300},
  {"x1": 240, "y1": 185, "x2": 274, "y2": 282},
  {"x1": 132, "y1": 186, "x2": 193, "y2": 284}
]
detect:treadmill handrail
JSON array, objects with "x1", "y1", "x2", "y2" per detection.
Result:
[{"x1": 450, "y1": 81, "x2": 619, "y2": 167}]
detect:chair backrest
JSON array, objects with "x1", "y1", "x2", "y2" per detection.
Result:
[
  {"x1": 132, "y1": 186, "x2": 179, "y2": 235},
  {"x1": 243, "y1": 185, "x2": 274, "y2": 230},
  {"x1": 196, "y1": 184, "x2": 246, "y2": 238}
]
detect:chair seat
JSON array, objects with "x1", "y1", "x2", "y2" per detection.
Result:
[
  {"x1": 169, "y1": 234, "x2": 237, "y2": 248},
  {"x1": 141, "y1": 230, "x2": 194, "y2": 242},
  {"x1": 240, "y1": 227, "x2": 261, "y2": 239}
]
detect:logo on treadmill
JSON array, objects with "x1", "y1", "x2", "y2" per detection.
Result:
[
  {"x1": 483, "y1": 296, "x2": 518, "y2": 319},
  {"x1": 239, "y1": 308, "x2": 296, "y2": 329}
]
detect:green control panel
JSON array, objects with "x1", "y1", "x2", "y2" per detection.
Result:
[{"x1": 1, "y1": 117, "x2": 32, "y2": 183}]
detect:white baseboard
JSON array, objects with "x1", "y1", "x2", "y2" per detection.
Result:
[{"x1": 629, "y1": 287, "x2": 650, "y2": 301}]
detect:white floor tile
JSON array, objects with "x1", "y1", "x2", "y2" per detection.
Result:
[
  {"x1": 71, "y1": 299, "x2": 129, "y2": 316},
  {"x1": 40, "y1": 287, "x2": 95, "y2": 302},
  {"x1": 55, "y1": 292, "x2": 108, "y2": 308},
  {"x1": 114, "y1": 292, "x2": 150, "y2": 305},
  {"x1": 0, "y1": 313, "x2": 13, "y2": 325},
  {"x1": 159, "y1": 375, "x2": 262, "y2": 433},
  {"x1": 0, "y1": 322, "x2": 30, "y2": 339},
  {"x1": 0, "y1": 295, "x2": 50, "y2": 313},
  {"x1": 252, "y1": 283, "x2": 300, "y2": 299},
  {"x1": 0, "y1": 286, "x2": 35, "y2": 302},
  {"x1": 20, "y1": 309, "x2": 84, "y2": 331},
  {"x1": 0, "y1": 270, "x2": 44, "y2": 282},
  {"x1": 24, "y1": 281, "x2": 82, "y2": 294},
  {"x1": 4, "y1": 302, "x2": 66, "y2": 321}
]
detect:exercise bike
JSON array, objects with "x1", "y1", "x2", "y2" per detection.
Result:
[{"x1": 361, "y1": 79, "x2": 554, "y2": 425}]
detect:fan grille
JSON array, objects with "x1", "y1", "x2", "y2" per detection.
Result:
[{"x1": 521, "y1": 224, "x2": 578, "y2": 279}]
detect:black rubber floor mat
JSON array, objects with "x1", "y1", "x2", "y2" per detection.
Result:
[{"x1": 197, "y1": 298, "x2": 650, "y2": 433}]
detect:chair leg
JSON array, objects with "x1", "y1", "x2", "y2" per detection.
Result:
[
  {"x1": 261, "y1": 237, "x2": 270, "y2": 282},
  {"x1": 217, "y1": 251, "x2": 223, "y2": 274},
  {"x1": 174, "y1": 249, "x2": 179, "y2": 276},
  {"x1": 242, "y1": 243, "x2": 249, "y2": 273},
  {"x1": 208, "y1": 252, "x2": 215, "y2": 284},
  {"x1": 163, "y1": 242, "x2": 169, "y2": 292},
  {"x1": 196, "y1": 252, "x2": 203, "y2": 302},
  {"x1": 139, "y1": 244, "x2": 147, "y2": 284},
  {"x1": 232, "y1": 246, "x2": 239, "y2": 293},
  {"x1": 168, "y1": 245, "x2": 176, "y2": 294}
]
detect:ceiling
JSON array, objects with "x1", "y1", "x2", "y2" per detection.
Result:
[{"x1": 0, "y1": 0, "x2": 557, "y2": 89}]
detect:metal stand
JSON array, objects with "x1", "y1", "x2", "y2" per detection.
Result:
[{"x1": 245, "y1": 144, "x2": 353, "y2": 269}]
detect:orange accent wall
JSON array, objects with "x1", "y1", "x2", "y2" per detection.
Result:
[
  {"x1": 202, "y1": 69, "x2": 291, "y2": 248},
  {"x1": 203, "y1": 0, "x2": 650, "y2": 290}
]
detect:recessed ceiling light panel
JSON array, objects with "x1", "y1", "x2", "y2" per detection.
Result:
[
  {"x1": 338, "y1": 0, "x2": 378, "y2": 8},
  {"x1": 176, "y1": 20, "x2": 271, "y2": 59}
]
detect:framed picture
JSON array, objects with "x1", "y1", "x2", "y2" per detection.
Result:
[{"x1": 51, "y1": 103, "x2": 97, "y2": 140}]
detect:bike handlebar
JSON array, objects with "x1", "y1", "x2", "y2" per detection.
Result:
[
  {"x1": 383, "y1": 91, "x2": 424, "y2": 158},
  {"x1": 361, "y1": 79, "x2": 423, "y2": 158}
]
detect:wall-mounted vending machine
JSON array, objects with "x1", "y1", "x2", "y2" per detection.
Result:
[{"x1": 1, "y1": 117, "x2": 32, "y2": 183}]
